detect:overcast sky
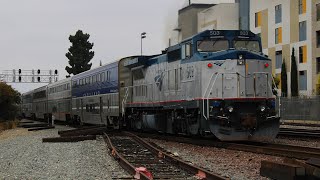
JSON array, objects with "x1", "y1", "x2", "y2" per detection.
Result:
[{"x1": 0, "y1": 0, "x2": 232, "y2": 93}]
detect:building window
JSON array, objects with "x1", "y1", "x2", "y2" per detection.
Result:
[
  {"x1": 275, "y1": 27, "x2": 282, "y2": 44},
  {"x1": 276, "y1": 51, "x2": 282, "y2": 69},
  {"x1": 275, "y1": 29, "x2": 279, "y2": 44},
  {"x1": 299, "y1": 21, "x2": 307, "y2": 41},
  {"x1": 317, "y1": 4, "x2": 320, "y2": 21},
  {"x1": 317, "y1": 31, "x2": 320, "y2": 48},
  {"x1": 299, "y1": 46, "x2": 307, "y2": 63},
  {"x1": 275, "y1": 4, "x2": 282, "y2": 24},
  {"x1": 317, "y1": 58, "x2": 320, "y2": 74},
  {"x1": 255, "y1": 12, "x2": 261, "y2": 27},
  {"x1": 299, "y1": 0, "x2": 306, "y2": 14},
  {"x1": 299, "y1": 70, "x2": 307, "y2": 90}
]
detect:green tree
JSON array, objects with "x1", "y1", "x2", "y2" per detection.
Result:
[
  {"x1": 281, "y1": 60, "x2": 288, "y2": 97},
  {"x1": 291, "y1": 48, "x2": 299, "y2": 97},
  {"x1": 0, "y1": 82, "x2": 21, "y2": 121},
  {"x1": 316, "y1": 74, "x2": 320, "y2": 95},
  {"x1": 272, "y1": 75, "x2": 280, "y2": 96},
  {"x1": 65, "y1": 30, "x2": 94, "y2": 75}
]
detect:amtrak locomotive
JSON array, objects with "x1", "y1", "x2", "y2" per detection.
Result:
[{"x1": 21, "y1": 30, "x2": 280, "y2": 141}]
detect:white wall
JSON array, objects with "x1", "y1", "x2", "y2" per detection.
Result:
[{"x1": 198, "y1": 3, "x2": 239, "y2": 32}]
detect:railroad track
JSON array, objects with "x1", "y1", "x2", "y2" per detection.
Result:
[
  {"x1": 133, "y1": 132, "x2": 320, "y2": 160},
  {"x1": 279, "y1": 127, "x2": 320, "y2": 138},
  {"x1": 104, "y1": 132, "x2": 228, "y2": 180}
]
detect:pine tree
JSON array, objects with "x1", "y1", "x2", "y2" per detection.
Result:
[
  {"x1": 291, "y1": 48, "x2": 299, "y2": 97},
  {"x1": 0, "y1": 82, "x2": 20, "y2": 120},
  {"x1": 65, "y1": 30, "x2": 94, "y2": 75},
  {"x1": 317, "y1": 74, "x2": 320, "y2": 95},
  {"x1": 281, "y1": 60, "x2": 288, "y2": 97}
]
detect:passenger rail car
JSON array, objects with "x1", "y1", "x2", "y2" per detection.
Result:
[
  {"x1": 21, "y1": 90, "x2": 34, "y2": 118},
  {"x1": 47, "y1": 78, "x2": 72, "y2": 122},
  {"x1": 32, "y1": 86, "x2": 48, "y2": 120},
  {"x1": 71, "y1": 61, "x2": 119, "y2": 126},
  {"x1": 21, "y1": 30, "x2": 280, "y2": 141}
]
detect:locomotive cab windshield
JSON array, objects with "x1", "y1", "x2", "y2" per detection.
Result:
[
  {"x1": 233, "y1": 39, "x2": 261, "y2": 52},
  {"x1": 197, "y1": 39, "x2": 229, "y2": 52}
]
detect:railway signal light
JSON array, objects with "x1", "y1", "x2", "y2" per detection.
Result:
[
  {"x1": 264, "y1": 63, "x2": 269, "y2": 68},
  {"x1": 54, "y1": 69, "x2": 58, "y2": 74},
  {"x1": 207, "y1": 63, "x2": 213, "y2": 68},
  {"x1": 37, "y1": 69, "x2": 40, "y2": 74}
]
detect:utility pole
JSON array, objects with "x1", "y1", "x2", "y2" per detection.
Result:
[{"x1": 141, "y1": 32, "x2": 146, "y2": 56}]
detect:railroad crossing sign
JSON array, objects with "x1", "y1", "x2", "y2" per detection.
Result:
[{"x1": 0, "y1": 69, "x2": 59, "y2": 83}]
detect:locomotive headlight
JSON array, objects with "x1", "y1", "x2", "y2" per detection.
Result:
[
  {"x1": 227, "y1": 106, "x2": 234, "y2": 113},
  {"x1": 239, "y1": 55, "x2": 243, "y2": 60},
  {"x1": 237, "y1": 59, "x2": 245, "y2": 65},
  {"x1": 260, "y1": 106, "x2": 266, "y2": 112}
]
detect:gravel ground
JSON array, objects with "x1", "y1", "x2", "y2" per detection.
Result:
[
  {"x1": 0, "y1": 125, "x2": 130, "y2": 180},
  {"x1": 147, "y1": 138, "x2": 282, "y2": 180}
]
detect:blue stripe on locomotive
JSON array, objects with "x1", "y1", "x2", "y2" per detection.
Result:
[
  {"x1": 71, "y1": 62, "x2": 119, "y2": 98},
  {"x1": 145, "y1": 30, "x2": 270, "y2": 67}
]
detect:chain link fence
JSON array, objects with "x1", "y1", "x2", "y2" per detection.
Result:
[{"x1": 277, "y1": 96, "x2": 320, "y2": 122}]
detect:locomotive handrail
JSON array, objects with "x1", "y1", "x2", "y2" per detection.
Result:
[
  {"x1": 121, "y1": 87, "x2": 129, "y2": 115},
  {"x1": 203, "y1": 72, "x2": 241, "y2": 120}
]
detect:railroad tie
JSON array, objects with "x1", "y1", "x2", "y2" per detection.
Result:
[
  {"x1": 260, "y1": 160, "x2": 306, "y2": 179},
  {"x1": 284, "y1": 158, "x2": 320, "y2": 179},
  {"x1": 42, "y1": 135, "x2": 97, "y2": 143}
]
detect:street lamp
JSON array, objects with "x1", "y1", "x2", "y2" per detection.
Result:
[{"x1": 141, "y1": 32, "x2": 146, "y2": 56}]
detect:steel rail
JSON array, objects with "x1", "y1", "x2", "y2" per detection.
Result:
[
  {"x1": 132, "y1": 132, "x2": 320, "y2": 160},
  {"x1": 103, "y1": 132, "x2": 151, "y2": 180},
  {"x1": 123, "y1": 131, "x2": 228, "y2": 180},
  {"x1": 278, "y1": 128, "x2": 320, "y2": 138}
]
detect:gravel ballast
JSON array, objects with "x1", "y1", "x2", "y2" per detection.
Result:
[{"x1": 0, "y1": 125, "x2": 129, "y2": 179}]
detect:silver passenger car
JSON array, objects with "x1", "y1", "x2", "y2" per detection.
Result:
[
  {"x1": 32, "y1": 85, "x2": 47, "y2": 119},
  {"x1": 47, "y1": 78, "x2": 72, "y2": 122},
  {"x1": 21, "y1": 90, "x2": 34, "y2": 118}
]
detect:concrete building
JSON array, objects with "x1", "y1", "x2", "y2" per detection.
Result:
[
  {"x1": 198, "y1": 3, "x2": 239, "y2": 32},
  {"x1": 177, "y1": 4, "x2": 215, "y2": 41},
  {"x1": 250, "y1": 0, "x2": 320, "y2": 96},
  {"x1": 170, "y1": 0, "x2": 320, "y2": 96}
]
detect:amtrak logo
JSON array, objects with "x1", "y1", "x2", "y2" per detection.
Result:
[
  {"x1": 213, "y1": 62, "x2": 224, "y2": 67},
  {"x1": 154, "y1": 72, "x2": 164, "y2": 91}
]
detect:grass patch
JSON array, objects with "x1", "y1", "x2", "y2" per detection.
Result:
[{"x1": 0, "y1": 120, "x2": 19, "y2": 131}]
